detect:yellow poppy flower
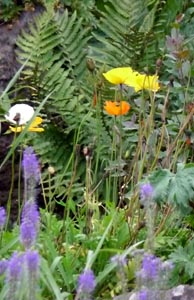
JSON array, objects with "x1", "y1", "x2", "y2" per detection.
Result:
[
  {"x1": 103, "y1": 67, "x2": 160, "y2": 92},
  {"x1": 125, "y1": 73, "x2": 160, "y2": 92},
  {"x1": 104, "y1": 101, "x2": 130, "y2": 116},
  {"x1": 9, "y1": 116, "x2": 44, "y2": 133},
  {"x1": 103, "y1": 67, "x2": 138, "y2": 85}
]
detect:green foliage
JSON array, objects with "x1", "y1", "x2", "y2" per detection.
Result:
[
  {"x1": 0, "y1": 1, "x2": 22, "y2": 22},
  {"x1": 14, "y1": 5, "x2": 123, "y2": 203},
  {"x1": 3, "y1": 1, "x2": 194, "y2": 297},
  {"x1": 38, "y1": 208, "x2": 140, "y2": 297},
  {"x1": 89, "y1": 0, "x2": 186, "y2": 70},
  {"x1": 15, "y1": 7, "x2": 93, "y2": 198},
  {"x1": 16, "y1": 7, "x2": 90, "y2": 126},
  {"x1": 89, "y1": 0, "x2": 149, "y2": 68},
  {"x1": 149, "y1": 163, "x2": 194, "y2": 213},
  {"x1": 170, "y1": 238, "x2": 194, "y2": 284},
  {"x1": 0, "y1": 0, "x2": 44, "y2": 22},
  {"x1": 60, "y1": 0, "x2": 98, "y2": 28}
]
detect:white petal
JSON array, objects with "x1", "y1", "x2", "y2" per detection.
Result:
[{"x1": 5, "y1": 104, "x2": 34, "y2": 125}]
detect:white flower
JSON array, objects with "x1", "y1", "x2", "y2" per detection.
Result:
[{"x1": 5, "y1": 104, "x2": 34, "y2": 125}]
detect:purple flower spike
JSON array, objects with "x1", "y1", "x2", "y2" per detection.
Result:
[
  {"x1": 25, "y1": 250, "x2": 40, "y2": 275},
  {"x1": 6, "y1": 252, "x2": 24, "y2": 282},
  {"x1": 77, "y1": 269, "x2": 96, "y2": 294},
  {"x1": 20, "y1": 201, "x2": 40, "y2": 248},
  {"x1": 141, "y1": 253, "x2": 161, "y2": 280},
  {"x1": 22, "y1": 147, "x2": 40, "y2": 183},
  {"x1": 21, "y1": 201, "x2": 40, "y2": 228},
  {"x1": 20, "y1": 222, "x2": 37, "y2": 249},
  {"x1": 140, "y1": 183, "x2": 153, "y2": 201},
  {"x1": 0, "y1": 207, "x2": 6, "y2": 229}
]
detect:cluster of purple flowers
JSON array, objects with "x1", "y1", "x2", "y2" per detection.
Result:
[
  {"x1": 0, "y1": 202, "x2": 40, "y2": 299},
  {"x1": 0, "y1": 147, "x2": 41, "y2": 300},
  {"x1": 136, "y1": 253, "x2": 173, "y2": 300},
  {"x1": 6, "y1": 250, "x2": 39, "y2": 281},
  {"x1": 3, "y1": 250, "x2": 40, "y2": 300},
  {"x1": 140, "y1": 253, "x2": 161, "y2": 280},
  {"x1": 22, "y1": 146, "x2": 40, "y2": 201},
  {"x1": 20, "y1": 200, "x2": 40, "y2": 249},
  {"x1": 22, "y1": 147, "x2": 40, "y2": 184},
  {"x1": 76, "y1": 269, "x2": 96, "y2": 300},
  {"x1": 20, "y1": 146, "x2": 40, "y2": 250}
]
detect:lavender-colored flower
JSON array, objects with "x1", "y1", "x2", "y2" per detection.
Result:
[
  {"x1": 6, "y1": 252, "x2": 24, "y2": 282},
  {"x1": 0, "y1": 259, "x2": 8, "y2": 275},
  {"x1": 0, "y1": 207, "x2": 6, "y2": 229},
  {"x1": 141, "y1": 253, "x2": 161, "y2": 280},
  {"x1": 77, "y1": 269, "x2": 96, "y2": 294},
  {"x1": 20, "y1": 201, "x2": 40, "y2": 248},
  {"x1": 138, "y1": 289, "x2": 148, "y2": 300},
  {"x1": 140, "y1": 183, "x2": 154, "y2": 201},
  {"x1": 111, "y1": 254, "x2": 127, "y2": 268},
  {"x1": 23, "y1": 250, "x2": 40, "y2": 300},
  {"x1": 25, "y1": 250, "x2": 40, "y2": 275},
  {"x1": 20, "y1": 222, "x2": 37, "y2": 249},
  {"x1": 22, "y1": 147, "x2": 40, "y2": 183},
  {"x1": 5, "y1": 252, "x2": 25, "y2": 300},
  {"x1": 21, "y1": 201, "x2": 40, "y2": 228}
]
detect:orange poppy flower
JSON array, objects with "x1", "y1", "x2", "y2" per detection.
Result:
[{"x1": 104, "y1": 101, "x2": 130, "y2": 116}]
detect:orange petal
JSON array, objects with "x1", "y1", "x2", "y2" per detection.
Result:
[{"x1": 104, "y1": 101, "x2": 130, "y2": 116}]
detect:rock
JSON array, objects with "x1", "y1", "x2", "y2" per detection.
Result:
[
  {"x1": 114, "y1": 285, "x2": 194, "y2": 300},
  {"x1": 0, "y1": 5, "x2": 43, "y2": 93},
  {"x1": 171, "y1": 285, "x2": 194, "y2": 300},
  {"x1": 114, "y1": 293, "x2": 131, "y2": 300}
]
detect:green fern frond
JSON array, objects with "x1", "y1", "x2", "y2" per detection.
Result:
[
  {"x1": 89, "y1": 0, "x2": 152, "y2": 68},
  {"x1": 56, "y1": 10, "x2": 91, "y2": 78},
  {"x1": 14, "y1": 7, "x2": 93, "y2": 198},
  {"x1": 16, "y1": 7, "x2": 91, "y2": 118},
  {"x1": 89, "y1": 0, "x2": 186, "y2": 71}
]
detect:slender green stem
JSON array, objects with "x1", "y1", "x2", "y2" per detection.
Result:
[
  {"x1": 17, "y1": 146, "x2": 23, "y2": 225},
  {"x1": 5, "y1": 133, "x2": 17, "y2": 229}
]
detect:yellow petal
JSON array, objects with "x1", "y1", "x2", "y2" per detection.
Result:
[
  {"x1": 29, "y1": 116, "x2": 44, "y2": 132},
  {"x1": 103, "y1": 67, "x2": 135, "y2": 85},
  {"x1": 28, "y1": 127, "x2": 44, "y2": 132},
  {"x1": 31, "y1": 116, "x2": 43, "y2": 126},
  {"x1": 9, "y1": 125, "x2": 25, "y2": 132},
  {"x1": 124, "y1": 73, "x2": 140, "y2": 90},
  {"x1": 9, "y1": 116, "x2": 44, "y2": 133},
  {"x1": 134, "y1": 74, "x2": 160, "y2": 92}
]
